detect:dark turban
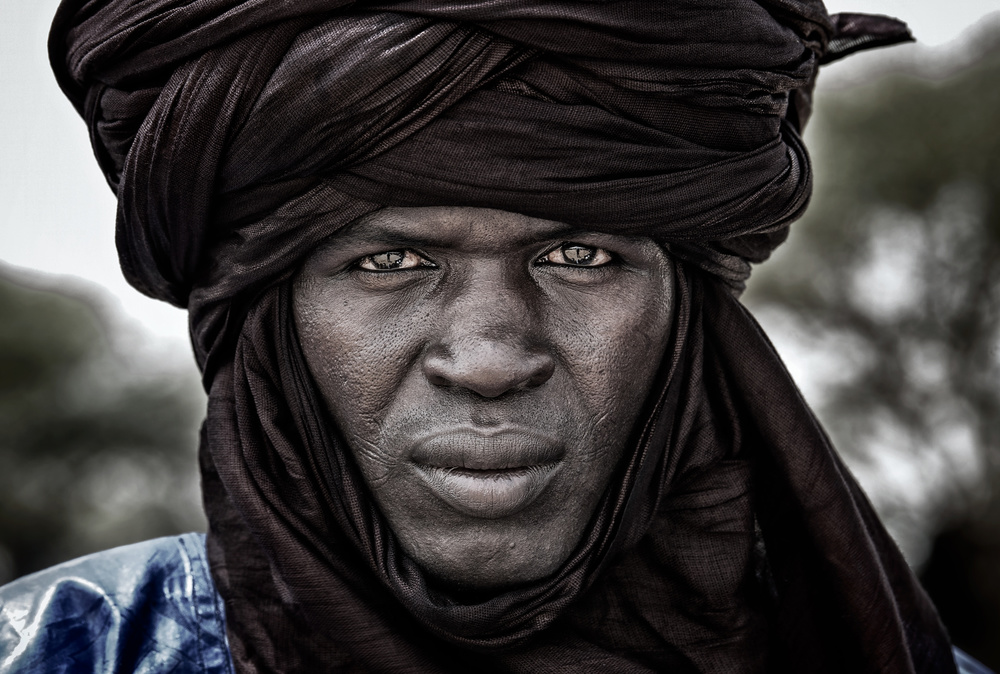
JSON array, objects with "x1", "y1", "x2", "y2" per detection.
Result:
[{"x1": 50, "y1": 2, "x2": 956, "y2": 672}]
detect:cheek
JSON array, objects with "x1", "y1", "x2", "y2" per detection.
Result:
[
  {"x1": 294, "y1": 283, "x2": 432, "y2": 440},
  {"x1": 545, "y1": 279, "x2": 673, "y2": 431}
]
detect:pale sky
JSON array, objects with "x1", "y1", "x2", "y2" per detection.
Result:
[{"x1": 2, "y1": 0, "x2": 999, "y2": 353}]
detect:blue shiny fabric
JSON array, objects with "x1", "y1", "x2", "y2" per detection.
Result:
[
  {"x1": 0, "y1": 533, "x2": 992, "y2": 673},
  {"x1": 0, "y1": 534, "x2": 232, "y2": 674},
  {"x1": 958, "y1": 648, "x2": 996, "y2": 674}
]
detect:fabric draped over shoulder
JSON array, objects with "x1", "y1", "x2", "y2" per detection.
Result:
[{"x1": 50, "y1": 1, "x2": 954, "y2": 672}]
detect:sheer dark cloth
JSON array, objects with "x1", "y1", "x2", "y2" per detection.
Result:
[{"x1": 50, "y1": 2, "x2": 955, "y2": 672}]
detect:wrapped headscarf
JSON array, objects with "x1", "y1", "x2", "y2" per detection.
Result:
[{"x1": 51, "y1": 2, "x2": 956, "y2": 672}]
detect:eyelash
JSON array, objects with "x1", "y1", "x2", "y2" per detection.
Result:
[
  {"x1": 352, "y1": 243, "x2": 615, "y2": 273},
  {"x1": 536, "y1": 243, "x2": 615, "y2": 268},
  {"x1": 354, "y1": 250, "x2": 436, "y2": 272}
]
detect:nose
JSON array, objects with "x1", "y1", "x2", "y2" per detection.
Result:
[
  {"x1": 423, "y1": 338, "x2": 555, "y2": 398},
  {"x1": 422, "y1": 274, "x2": 555, "y2": 398}
]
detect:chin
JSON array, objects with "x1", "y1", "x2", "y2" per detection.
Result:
[{"x1": 402, "y1": 523, "x2": 575, "y2": 590}]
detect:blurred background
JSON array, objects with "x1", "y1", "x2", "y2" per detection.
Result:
[
  {"x1": 743, "y1": 10, "x2": 1000, "y2": 665},
  {"x1": 2, "y1": 0, "x2": 998, "y2": 667}
]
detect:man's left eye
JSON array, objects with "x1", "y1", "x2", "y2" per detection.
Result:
[
  {"x1": 356, "y1": 250, "x2": 434, "y2": 271},
  {"x1": 538, "y1": 243, "x2": 613, "y2": 267}
]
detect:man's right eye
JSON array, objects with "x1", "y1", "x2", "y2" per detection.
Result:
[{"x1": 356, "y1": 250, "x2": 434, "y2": 271}]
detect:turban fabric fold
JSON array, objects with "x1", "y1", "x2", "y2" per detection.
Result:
[{"x1": 51, "y1": 2, "x2": 956, "y2": 672}]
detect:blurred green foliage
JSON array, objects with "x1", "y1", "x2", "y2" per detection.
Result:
[
  {"x1": 746, "y1": 30, "x2": 1000, "y2": 667},
  {"x1": 0, "y1": 268, "x2": 205, "y2": 584}
]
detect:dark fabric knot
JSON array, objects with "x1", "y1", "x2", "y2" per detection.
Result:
[{"x1": 49, "y1": 0, "x2": 862, "y2": 373}]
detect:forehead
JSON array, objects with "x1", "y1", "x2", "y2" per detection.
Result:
[{"x1": 324, "y1": 206, "x2": 579, "y2": 251}]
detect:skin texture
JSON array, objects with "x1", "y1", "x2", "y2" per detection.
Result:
[{"x1": 294, "y1": 206, "x2": 674, "y2": 589}]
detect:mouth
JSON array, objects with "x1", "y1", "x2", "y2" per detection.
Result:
[{"x1": 410, "y1": 429, "x2": 564, "y2": 519}]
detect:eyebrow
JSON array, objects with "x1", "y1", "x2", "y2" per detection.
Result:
[
  {"x1": 338, "y1": 228, "x2": 445, "y2": 248},
  {"x1": 333, "y1": 213, "x2": 583, "y2": 249}
]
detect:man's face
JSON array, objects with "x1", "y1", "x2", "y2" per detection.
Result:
[{"x1": 294, "y1": 207, "x2": 674, "y2": 588}]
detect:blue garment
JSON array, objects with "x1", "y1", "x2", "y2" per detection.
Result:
[
  {"x1": 0, "y1": 534, "x2": 992, "y2": 673},
  {"x1": 957, "y1": 649, "x2": 996, "y2": 674},
  {"x1": 0, "y1": 534, "x2": 232, "y2": 674}
]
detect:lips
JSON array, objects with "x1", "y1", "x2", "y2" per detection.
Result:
[{"x1": 410, "y1": 429, "x2": 564, "y2": 519}]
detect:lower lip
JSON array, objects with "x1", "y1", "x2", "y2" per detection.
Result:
[{"x1": 415, "y1": 464, "x2": 560, "y2": 519}]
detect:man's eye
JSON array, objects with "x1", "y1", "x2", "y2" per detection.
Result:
[
  {"x1": 356, "y1": 250, "x2": 434, "y2": 271},
  {"x1": 538, "y1": 243, "x2": 613, "y2": 267}
]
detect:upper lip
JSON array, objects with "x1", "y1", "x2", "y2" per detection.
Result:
[{"x1": 410, "y1": 427, "x2": 565, "y2": 470}]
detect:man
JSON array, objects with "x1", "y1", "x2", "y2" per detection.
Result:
[{"x1": 0, "y1": 0, "x2": 989, "y2": 672}]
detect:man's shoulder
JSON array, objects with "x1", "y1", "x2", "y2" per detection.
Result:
[
  {"x1": 0, "y1": 533, "x2": 233, "y2": 674},
  {"x1": 0, "y1": 537, "x2": 991, "y2": 674},
  {"x1": 956, "y1": 648, "x2": 996, "y2": 674}
]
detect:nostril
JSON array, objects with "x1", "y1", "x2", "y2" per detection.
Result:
[
  {"x1": 423, "y1": 341, "x2": 554, "y2": 398},
  {"x1": 424, "y1": 367, "x2": 453, "y2": 388},
  {"x1": 524, "y1": 357, "x2": 555, "y2": 389}
]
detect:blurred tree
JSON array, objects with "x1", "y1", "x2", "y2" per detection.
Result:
[
  {"x1": 0, "y1": 267, "x2": 205, "y2": 584},
  {"x1": 745, "y1": 27, "x2": 1000, "y2": 667}
]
